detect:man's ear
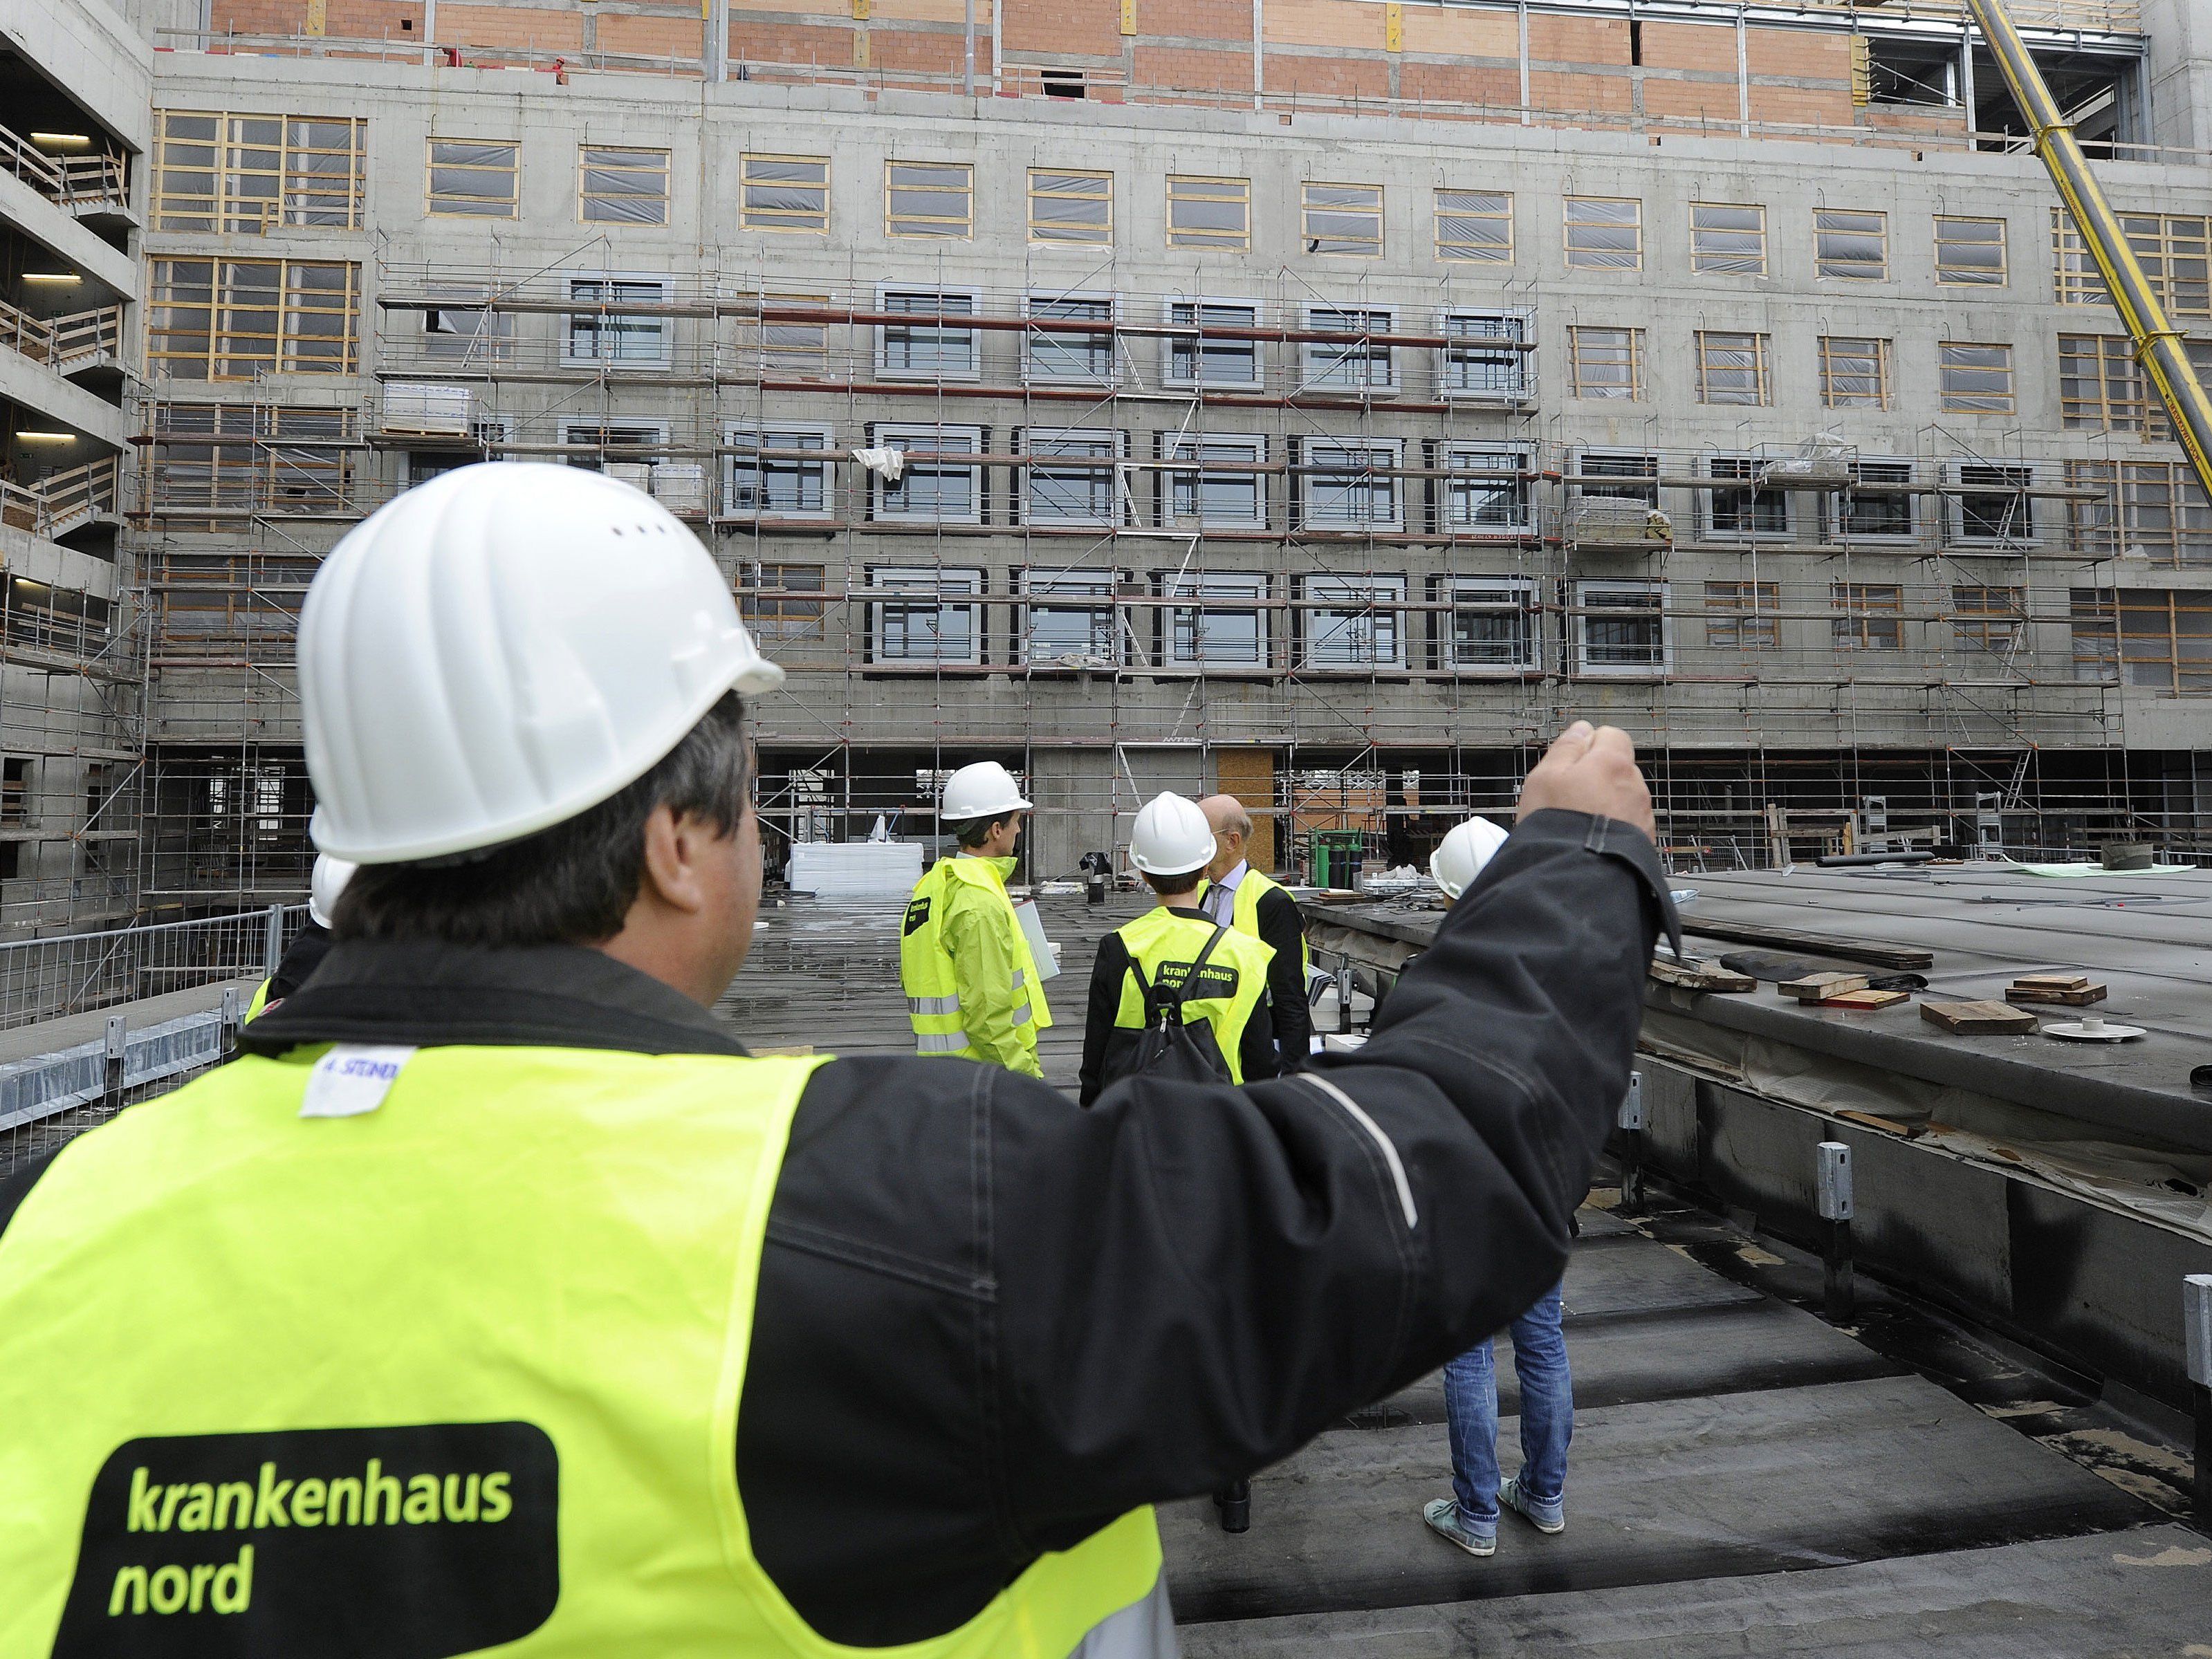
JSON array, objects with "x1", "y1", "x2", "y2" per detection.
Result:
[{"x1": 637, "y1": 803, "x2": 710, "y2": 916}]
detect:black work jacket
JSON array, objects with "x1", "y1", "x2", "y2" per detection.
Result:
[
  {"x1": 0, "y1": 809, "x2": 1674, "y2": 1647},
  {"x1": 1078, "y1": 906, "x2": 1282, "y2": 1104}
]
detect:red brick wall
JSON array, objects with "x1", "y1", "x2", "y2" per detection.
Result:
[{"x1": 1133, "y1": 45, "x2": 1249, "y2": 93}]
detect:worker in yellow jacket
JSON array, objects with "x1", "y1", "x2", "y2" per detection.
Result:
[
  {"x1": 900, "y1": 761, "x2": 1052, "y2": 1077},
  {"x1": 0, "y1": 462, "x2": 1675, "y2": 1658}
]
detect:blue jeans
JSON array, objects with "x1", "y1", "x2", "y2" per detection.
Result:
[{"x1": 1441, "y1": 1281, "x2": 1570, "y2": 1530}]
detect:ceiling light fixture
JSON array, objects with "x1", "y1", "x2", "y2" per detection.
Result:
[
  {"x1": 29, "y1": 132, "x2": 93, "y2": 149},
  {"x1": 16, "y1": 432, "x2": 78, "y2": 443},
  {"x1": 22, "y1": 272, "x2": 82, "y2": 284}
]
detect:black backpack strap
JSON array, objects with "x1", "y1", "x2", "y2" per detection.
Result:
[{"x1": 1185, "y1": 923, "x2": 1230, "y2": 990}]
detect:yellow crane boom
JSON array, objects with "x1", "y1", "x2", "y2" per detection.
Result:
[{"x1": 1962, "y1": 0, "x2": 2212, "y2": 501}]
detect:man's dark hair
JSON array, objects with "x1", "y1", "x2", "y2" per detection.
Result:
[
  {"x1": 335, "y1": 692, "x2": 750, "y2": 948},
  {"x1": 1143, "y1": 869, "x2": 1202, "y2": 898},
  {"x1": 950, "y1": 812, "x2": 1018, "y2": 851}
]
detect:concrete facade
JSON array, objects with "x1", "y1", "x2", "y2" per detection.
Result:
[
  {"x1": 0, "y1": 0, "x2": 147, "y2": 929},
  {"x1": 0, "y1": 0, "x2": 2204, "y2": 914}
]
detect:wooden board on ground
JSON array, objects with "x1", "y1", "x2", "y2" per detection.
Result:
[
  {"x1": 1818, "y1": 988, "x2": 1910, "y2": 1010},
  {"x1": 1921, "y1": 999, "x2": 2038, "y2": 1035},
  {"x1": 1680, "y1": 918, "x2": 1934, "y2": 971},
  {"x1": 2013, "y1": 972, "x2": 2092, "y2": 992},
  {"x1": 2007, "y1": 983, "x2": 2108, "y2": 1006},
  {"x1": 1650, "y1": 958, "x2": 1755, "y2": 993},
  {"x1": 1778, "y1": 972, "x2": 1869, "y2": 1000}
]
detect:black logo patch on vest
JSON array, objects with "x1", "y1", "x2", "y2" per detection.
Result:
[
  {"x1": 903, "y1": 898, "x2": 932, "y2": 936},
  {"x1": 53, "y1": 1421, "x2": 558, "y2": 1658},
  {"x1": 1154, "y1": 962, "x2": 1239, "y2": 1003}
]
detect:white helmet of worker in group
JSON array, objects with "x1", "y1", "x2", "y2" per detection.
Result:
[
  {"x1": 940, "y1": 761, "x2": 1032, "y2": 824},
  {"x1": 306, "y1": 853, "x2": 357, "y2": 928},
  {"x1": 299, "y1": 463, "x2": 784, "y2": 863},
  {"x1": 1430, "y1": 815, "x2": 1512, "y2": 901},
  {"x1": 1130, "y1": 792, "x2": 1215, "y2": 877}
]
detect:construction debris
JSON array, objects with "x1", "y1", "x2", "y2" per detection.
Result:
[
  {"x1": 1778, "y1": 972, "x2": 1870, "y2": 1001},
  {"x1": 2007, "y1": 973, "x2": 2110, "y2": 1006},
  {"x1": 1921, "y1": 999, "x2": 2040, "y2": 1035}
]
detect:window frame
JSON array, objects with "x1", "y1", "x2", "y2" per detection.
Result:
[
  {"x1": 1159, "y1": 432, "x2": 1267, "y2": 530},
  {"x1": 153, "y1": 111, "x2": 367, "y2": 232},
  {"x1": 741, "y1": 560, "x2": 830, "y2": 645},
  {"x1": 1695, "y1": 331, "x2": 1771, "y2": 407},
  {"x1": 2053, "y1": 210, "x2": 2211, "y2": 318},
  {"x1": 1302, "y1": 180, "x2": 1384, "y2": 258},
  {"x1": 739, "y1": 153, "x2": 829, "y2": 234},
  {"x1": 559, "y1": 418, "x2": 672, "y2": 474},
  {"x1": 578, "y1": 145, "x2": 671, "y2": 225},
  {"x1": 2059, "y1": 333, "x2": 2154, "y2": 433},
  {"x1": 1301, "y1": 304, "x2": 1397, "y2": 394},
  {"x1": 1430, "y1": 574, "x2": 1540, "y2": 674},
  {"x1": 1158, "y1": 570, "x2": 1271, "y2": 671},
  {"x1": 1567, "y1": 324, "x2": 1644, "y2": 400},
  {"x1": 1435, "y1": 188, "x2": 1512, "y2": 263},
  {"x1": 876, "y1": 286, "x2": 983, "y2": 382},
  {"x1": 1022, "y1": 291, "x2": 1118, "y2": 386},
  {"x1": 1018, "y1": 427, "x2": 1128, "y2": 529},
  {"x1": 867, "y1": 564, "x2": 986, "y2": 666},
  {"x1": 1439, "y1": 308, "x2": 1531, "y2": 403},
  {"x1": 147, "y1": 256, "x2": 362, "y2": 380},
  {"x1": 1690, "y1": 202, "x2": 1768, "y2": 276},
  {"x1": 1563, "y1": 196, "x2": 1643, "y2": 271},
  {"x1": 1297, "y1": 573, "x2": 1409, "y2": 672},
  {"x1": 425, "y1": 137, "x2": 519, "y2": 219},
  {"x1": 1703, "y1": 455, "x2": 1789, "y2": 540},
  {"x1": 1703, "y1": 579, "x2": 1782, "y2": 651},
  {"x1": 884, "y1": 159, "x2": 975, "y2": 240},
  {"x1": 1950, "y1": 582, "x2": 2027, "y2": 657},
  {"x1": 1832, "y1": 582, "x2": 1904, "y2": 651},
  {"x1": 1949, "y1": 463, "x2": 2036, "y2": 546},
  {"x1": 723, "y1": 421, "x2": 834, "y2": 522},
  {"x1": 1815, "y1": 207, "x2": 1889, "y2": 280},
  {"x1": 561, "y1": 272, "x2": 674, "y2": 370},
  {"x1": 1167, "y1": 174, "x2": 1251, "y2": 251},
  {"x1": 1829, "y1": 458, "x2": 1917, "y2": 543},
  {"x1": 1818, "y1": 334, "x2": 1891, "y2": 410},
  {"x1": 1028, "y1": 168, "x2": 1113, "y2": 246},
  {"x1": 1935, "y1": 215, "x2": 2007, "y2": 286},
  {"x1": 867, "y1": 422, "x2": 986, "y2": 526},
  {"x1": 1939, "y1": 341, "x2": 2016, "y2": 414},
  {"x1": 1435, "y1": 442, "x2": 1533, "y2": 535},
  {"x1": 1572, "y1": 578, "x2": 1672, "y2": 677},
  {"x1": 1295, "y1": 436, "x2": 1406, "y2": 532},
  {"x1": 1162, "y1": 297, "x2": 1262, "y2": 389},
  {"x1": 1015, "y1": 566, "x2": 1126, "y2": 667}
]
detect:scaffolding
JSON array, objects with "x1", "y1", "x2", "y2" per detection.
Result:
[{"x1": 120, "y1": 253, "x2": 2212, "y2": 891}]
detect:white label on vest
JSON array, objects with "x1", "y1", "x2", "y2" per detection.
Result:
[{"x1": 299, "y1": 1044, "x2": 418, "y2": 1118}]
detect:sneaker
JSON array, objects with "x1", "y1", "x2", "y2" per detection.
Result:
[
  {"x1": 1421, "y1": 1497, "x2": 1496, "y2": 1557},
  {"x1": 1500, "y1": 1475, "x2": 1565, "y2": 1535}
]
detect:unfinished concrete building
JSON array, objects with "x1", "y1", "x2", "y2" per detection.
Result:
[{"x1": 9, "y1": 0, "x2": 2212, "y2": 924}]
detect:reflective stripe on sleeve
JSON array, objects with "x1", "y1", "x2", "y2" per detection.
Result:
[
  {"x1": 1009, "y1": 1001, "x2": 1034, "y2": 1028},
  {"x1": 914, "y1": 1032, "x2": 971, "y2": 1054},
  {"x1": 907, "y1": 994, "x2": 962, "y2": 1016}
]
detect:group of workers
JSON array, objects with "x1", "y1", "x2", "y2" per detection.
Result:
[{"x1": 0, "y1": 463, "x2": 1673, "y2": 1656}]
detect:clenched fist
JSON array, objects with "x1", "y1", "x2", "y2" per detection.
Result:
[{"x1": 1515, "y1": 721, "x2": 1655, "y2": 841}]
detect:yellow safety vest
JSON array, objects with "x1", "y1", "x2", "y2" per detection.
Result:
[
  {"x1": 0, "y1": 1042, "x2": 1157, "y2": 1655},
  {"x1": 899, "y1": 857, "x2": 1054, "y2": 1063},
  {"x1": 1228, "y1": 867, "x2": 1310, "y2": 980},
  {"x1": 243, "y1": 978, "x2": 272, "y2": 1021},
  {"x1": 1106, "y1": 907, "x2": 1274, "y2": 1085}
]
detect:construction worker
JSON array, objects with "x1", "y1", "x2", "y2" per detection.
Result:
[
  {"x1": 1078, "y1": 793, "x2": 1279, "y2": 1106},
  {"x1": 1197, "y1": 793, "x2": 1312, "y2": 1066},
  {"x1": 900, "y1": 760, "x2": 1053, "y2": 1077},
  {"x1": 243, "y1": 852, "x2": 355, "y2": 1019},
  {"x1": 0, "y1": 463, "x2": 1675, "y2": 1656}
]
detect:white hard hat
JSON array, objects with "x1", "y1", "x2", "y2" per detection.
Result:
[
  {"x1": 1431, "y1": 815, "x2": 1511, "y2": 901},
  {"x1": 1130, "y1": 792, "x2": 1215, "y2": 876},
  {"x1": 941, "y1": 761, "x2": 1032, "y2": 822},
  {"x1": 299, "y1": 463, "x2": 783, "y2": 864},
  {"x1": 307, "y1": 854, "x2": 357, "y2": 929}
]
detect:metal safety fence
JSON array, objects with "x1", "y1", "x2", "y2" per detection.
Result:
[{"x1": 0, "y1": 905, "x2": 308, "y2": 1032}]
